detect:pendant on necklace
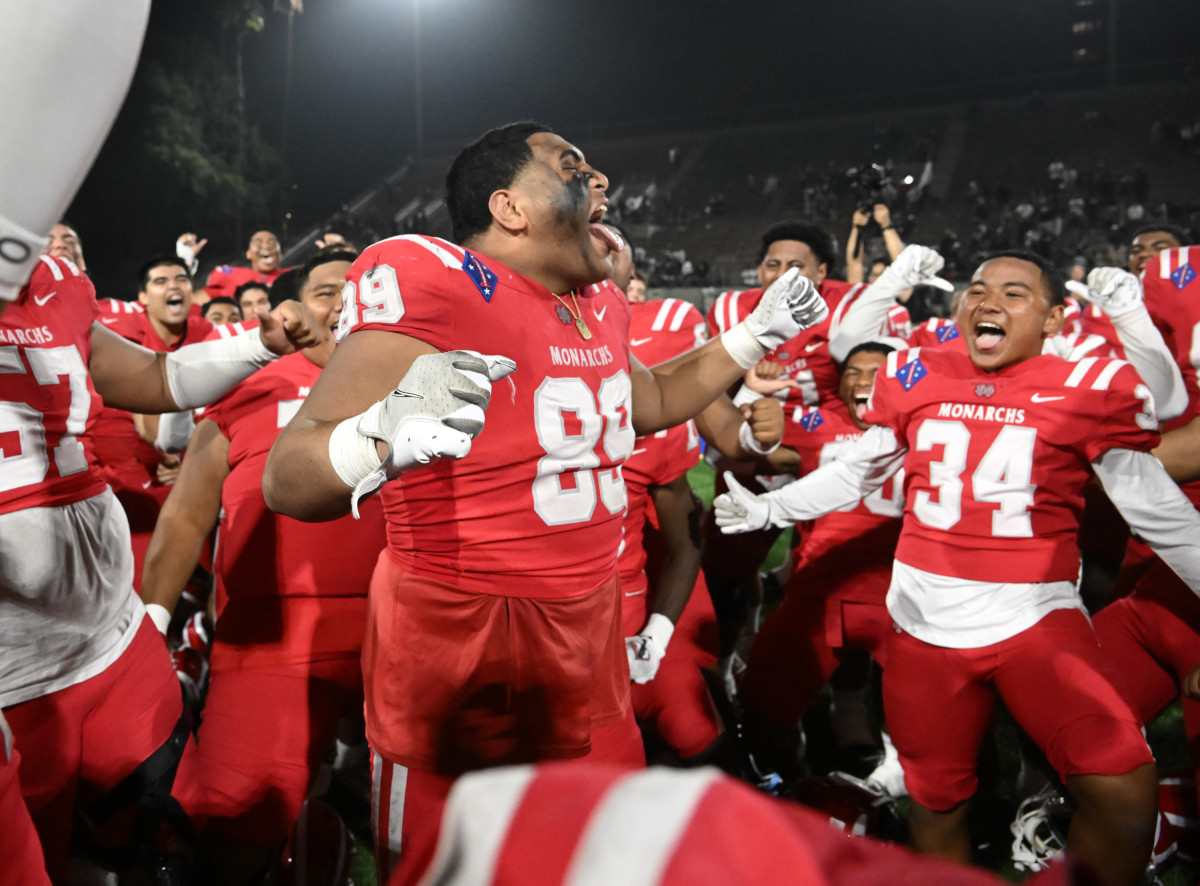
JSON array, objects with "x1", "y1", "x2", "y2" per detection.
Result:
[{"x1": 576, "y1": 317, "x2": 592, "y2": 340}]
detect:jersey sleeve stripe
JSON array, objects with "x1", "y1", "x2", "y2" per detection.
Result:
[
  {"x1": 1064, "y1": 356, "x2": 1098, "y2": 388},
  {"x1": 651, "y1": 299, "x2": 674, "y2": 331},
  {"x1": 725, "y1": 292, "x2": 739, "y2": 333},
  {"x1": 669, "y1": 299, "x2": 693, "y2": 331},
  {"x1": 885, "y1": 349, "x2": 901, "y2": 377},
  {"x1": 1091, "y1": 359, "x2": 1127, "y2": 391},
  {"x1": 408, "y1": 235, "x2": 464, "y2": 269},
  {"x1": 38, "y1": 255, "x2": 64, "y2": 281}
]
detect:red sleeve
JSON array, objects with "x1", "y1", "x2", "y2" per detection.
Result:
[
  {"x1": 1081, "y1": 361, "x2": 1161, "y2": 463},
  {"x1": 860, "y1": 348, "x2": 914, "y2": 439}
]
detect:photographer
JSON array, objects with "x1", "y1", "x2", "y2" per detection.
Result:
[{"x1": 846, "y1": 203, "x2": 906, "y2": 284}]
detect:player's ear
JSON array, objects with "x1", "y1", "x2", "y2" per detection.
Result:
[
  {"x1": 1042, "y1": 303, "x2": 1065, "y2": 338},
  {"x1": 488, "y1": 189, "x2": 527, "y2": 236},
  {"x1": 813, "y1": 263, "x2": 828, "y2": 286},
  {"x1": 137, "y1": 289, "x2": 149, "y2": 307}
]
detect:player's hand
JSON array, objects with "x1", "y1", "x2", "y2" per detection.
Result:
[
  {"x1": 875, "y1": 244, "x2": 953, "y2": 293},
  {"x1": 624, "y1": 613, "x2": 674, "y2": 684},
  {"x1": 713, "y1": 472, "x2": 772, "y2": 533},
  {"x1": 745, "y1": 361, "x2": 798, "y2": 396},
  {"x1": 176, "y1": 233, "x2": 207, "y2": 276},
  {"x1": 348, "y1": 350, "x2": 518, "y2": 515},
  {"x1": 742, "y1": 398, "x2": 784, "y2": 453},
  {"x1": 1069, "y1": 267, "x2": 1144, "y2": 318},
  {"x1": 852, "y1": 208, "x2": 870, "y2": 228},
  {"x1": 750, "y1": 268, "x2": 828, "y2": 344},
  {"x1": 1184, "y1": 663, "x2": 1200, "y2": 702},
  {"x1": 255, "y1": 301, "x2": 323, "y2": 355},
  {"x1": 316, "y1": 232, "x2": 346, "y2": 250},
  {"x1": 156, "y1": 453, "x2": 182, "y2": 486},
  {"x1": 873, "y1": 204, "x2": 892, "y2": 228}
]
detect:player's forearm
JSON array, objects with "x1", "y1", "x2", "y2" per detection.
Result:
[
  {"x1": 140, "y1": 511, "x2": 212, "y2": 613},
  {"x1": 635, "y1": 339, "x2": 746, "y2": 435},
  {"x1": 1094, "y1": 448, "x2": 1200, "y2": 591},
  {"x1": 263, "y1": 420, "x2": 363, "y2": 522},
  {"x1": 882, "y1": 229, "x2": 905, "y2": 262},
  {"x1": 1107, "y1": 308, "x2": 1188, "y2": 421},
  {"x1": 650, "y1": 547, "x2": 700, "y2": 626},
  {"x1": 1154, "y1": 418, "x2": 1200, "y2": 484}
]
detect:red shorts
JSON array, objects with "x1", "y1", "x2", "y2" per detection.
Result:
[
  {"x1": 3, "y1": 617, "x2": 181, "y2": 880},
  {"x1": 363, "y1": 554, "x2": 629, "y2": 775},
  {"x1": 883, "y1": 608, "x2": 1153, "y2": 811},
  {"x1": 741, "y1": 555, "x2": 892, "y2": 728},
  {"x1": 0, "y1": 742, "x2": 50, "y2": 886},
  {"x1": 172, "y1": 597, "x2": 365, "y2": 847}
]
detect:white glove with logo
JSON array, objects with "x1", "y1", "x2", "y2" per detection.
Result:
[
  {"x1": 1069, "y1": 267, "x2": 1144, "y2": 319},
  {"x1": 625, "y1": 613, "x2": 675, "y2": 684},
  {"x1": 329, "y1": 349, "x2": 517, "y2": 516},
  {"x1": 721, "y1": 268, "x2": 829, "y2": 368},
  {"x1": 713, "y1": 472, "x2": 783, "y2": 534},
  {"x1": 874, "y1": 244, "x2": 954, "y2": 296}
]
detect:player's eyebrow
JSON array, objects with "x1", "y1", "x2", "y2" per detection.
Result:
[{"x1": 560, "y1": 149, "x2": 584, "y2": 165}]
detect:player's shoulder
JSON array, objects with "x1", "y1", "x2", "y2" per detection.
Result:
[
  {"x1": 880, "y1": 344, "x2": 962, "y2": 383},
  {"x1": 22, "y1": 255, "x2": 92, "y2": 304},
  {"x1": 359, "y1": 234, "x2": 505, "y2": 299},
  {"x1": 638, "y1": 297, "x2": 704, "y2": 332},
  {"x1": 1054, "y1": 354, "x2": 1143, "y2": 398},
  {"x1": 1144, "y1": 246, "x2": 1198, "y2": 294},
  {"x1": 207, "y1": 264, "x2": 237, "y2": 282}
]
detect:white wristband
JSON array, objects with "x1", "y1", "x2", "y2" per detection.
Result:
[
  {"x1": 0, "y1": 213, "x2": 50, "y2": 303},
  {"x1": 328, "y1": 414, "x2": 385, "y2": 490},
  {"x1": 145, "y1": 603, "x2": 171, "y2": 635},
  {"x1": 738, "y1": 419, "x2": 781, "y2": 456},
  {"x1": 164, "y1": 327, "x2": 278, "y2": 409},
  {"x1": 641, "y1": 612, "x2": 675, "y2": 652},
  {"x1": 720, "y1": 324, "x2": 768, "y2": 370}
]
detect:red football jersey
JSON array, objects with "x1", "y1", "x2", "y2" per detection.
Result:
[
  {"x1": 783, "y1": 399, "x2": 904, "y2": 593},
  {"x1": 204, "y1": 264, "x2": 286, "y2": 302},
  {"x1": 1059, "y1": 296, "x2": 1124, "y2": 361},
  {"x1": 906, "y1": 317, "x2": 968, "y2": 353},
  {"x1": 0, "y1": 256, "x2": 107, "y2": 514},
  {"x1": 619, "y1": 299, "x2": 704, "y2": 624},
  {"x1": 339, "y1": 235, "x2": 634, "y2": 598},
  {"x1": 1143, "y1": 246, "x2": 1200, "y2": 426},
  {"x1": 864, "y1": 348, "x2": 1158, "y2": 584},
  {"x1": 204, "y1": 351, "x2": 386, "y2": 612}
]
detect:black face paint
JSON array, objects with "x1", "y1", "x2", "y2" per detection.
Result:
[{"x1": 551, "y1": 172, "x2": 589, "y2": 228}]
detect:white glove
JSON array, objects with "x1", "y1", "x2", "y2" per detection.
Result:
[
  {"x1": 720, "y1": 268, "x2": 829, "y2": 368},
  {"x1": 625, "y1": 612, "x2": 675, "y2": 684},
  {"x1": 713, "y1": 472, "x2": 779, "y2": 534},
  {"x1": 329, "y1": 350, "x2": 517, "y2": 516},
  {"x1": 1068, "y1": 267, "x2": 1144, "y2": 319},
  {"x1": 874, "y1": 244, "x2": 954, "y2": 296}
]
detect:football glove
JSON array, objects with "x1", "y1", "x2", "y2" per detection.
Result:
[{"x1": 721, "y1": 268, "x2": 829, "y2": 368}]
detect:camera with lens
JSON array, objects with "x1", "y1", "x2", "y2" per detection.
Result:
[{"x1": 847, "y1": 163, "x2": 893, "y2": 214}]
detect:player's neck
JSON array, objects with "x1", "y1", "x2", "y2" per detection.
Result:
[
  {"x1": 465, "y1": 232, "x2": 587, "y2": 296},
  {"x1": 148, "y1": 315, "x2": 186, "y2": 347}
]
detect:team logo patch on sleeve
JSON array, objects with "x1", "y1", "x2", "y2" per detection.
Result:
[
  {"x1": 896, "y1": 357, "x2": 927, "y2": 391},
  {"x1": 462, "y1": 250, "x2": 498, "y2": 302},
  {"x1": 217, "y1": 264, "x2": 233, "y2": 274},
  {"x1": 936, "y1": 324, "x2": 960, "y2": 344},
  {"x1": 1171, "y1": 262, "x2": 1196, "y2": 291},
  {"x1": 799, "y1": 409, "x2": 824, "y2": 432}
]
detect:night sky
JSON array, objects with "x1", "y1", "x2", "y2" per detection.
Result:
[{"x1": 177, "y1": 0, "x2": 1199, "y2": 219}]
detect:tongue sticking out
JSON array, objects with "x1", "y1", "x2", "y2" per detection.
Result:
[
  {"x1": 589, "y1": 223, "x2": 624, "y2": 253},
  {"x1": 976, "y1": 331, "x2": 1004, "y2": 351},
  {"x1": 855, "y1": 402, "x2": 868, "y2": 420}
]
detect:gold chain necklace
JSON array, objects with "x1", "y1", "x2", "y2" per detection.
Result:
[{"x1": 551, "y1": 290, "x2": 592, "y2": 341}]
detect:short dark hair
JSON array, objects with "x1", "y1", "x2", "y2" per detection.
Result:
[
  {"x1": 267, "y1": 268, "x2": 302, "y2": 308},
  {"x1": 201, "y1": 297, "x2": 241, "y2": 320},
  {"x1": 294, "y1": 249, "x2": 358, "y2": 295},
  {"x1": 445, "y1": 121, "x2": 553, "y2": 244},
  {"x1": 138, "y1": 255, "x2": 190, "y2": 291},
  {"x1": 842, "y1": 340, "x2": 896, "y2": 371},
  {"x1": 233, "y1": 281, "x2": 271, "y2": 305},
  {"x1": 756, "y1": 221, "x2": 835, "y2": 270},
  {"x1": 1130, "y1": 223, "x2": 1190, "y2": 246},
  {"x1": 977, "y1": 249, "x2": 1066, "y2": 307}
]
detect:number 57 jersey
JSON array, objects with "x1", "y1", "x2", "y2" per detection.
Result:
[
  {"x1": 862, "y1": 348, "x2": 1159, "y2": 585},
  {"x1": 338, "y1": 235, "x2": 634, "y2": 599}
]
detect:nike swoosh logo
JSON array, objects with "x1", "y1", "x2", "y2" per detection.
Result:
[
  {"x1": 100, "y1": 317, "x2": 119, "y2": 324},
  {"x1": 34, "y1": 291, "x2": 57, "y2": 306},
  {"x1": 624, "y1": 589, "x2": 646, "y2": 597},
  {"x1": 804, "y1": 342, "x2": 822, "y2": 353},
  {"x1": 1031, "y1": 393, "x2": 1065, "y2": 403},
  {"x1": 630, "y1": 448, "x2": 647, "y2": 456},
  {"x1": 391, "y1": 390, "x2": 423, "y2": 399},
  {"x1": 630, "y1": 337, "x2": 652, "y2": 346},
  {"x1": 594, "y1": 305, "x2": 607, "y2": 322},
  {"x1": 141, "y1": 480, "x2": 153, "y2": 489}
]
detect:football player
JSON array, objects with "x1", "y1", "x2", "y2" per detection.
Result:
[
  {"x1": 204, "y1": 229, "x2": 290, "y2": 302},
  {"x1": 715, "y1": 250, "x2": 1200, "y2": 886},
  {"x1": 261, "y1": 121, "x2": 830, "y2": 882}
]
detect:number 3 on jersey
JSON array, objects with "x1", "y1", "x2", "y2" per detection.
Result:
[{"x1": 533, "y1": 371, "x2": 634, "y2": 526}]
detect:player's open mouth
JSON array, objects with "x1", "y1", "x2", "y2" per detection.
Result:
[
  {"x1": 259, "y1": 252, "x2": 278, "y2": 264},
  {"x1": 854, "y1": 395, "x2": 870, "y2": 419},
  {"x1": 166, "y1": 294, "x2": 185, "y2": 309},
  {"x1": 974, "y1": 322, "x2": 1005, "y2": 351}
]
